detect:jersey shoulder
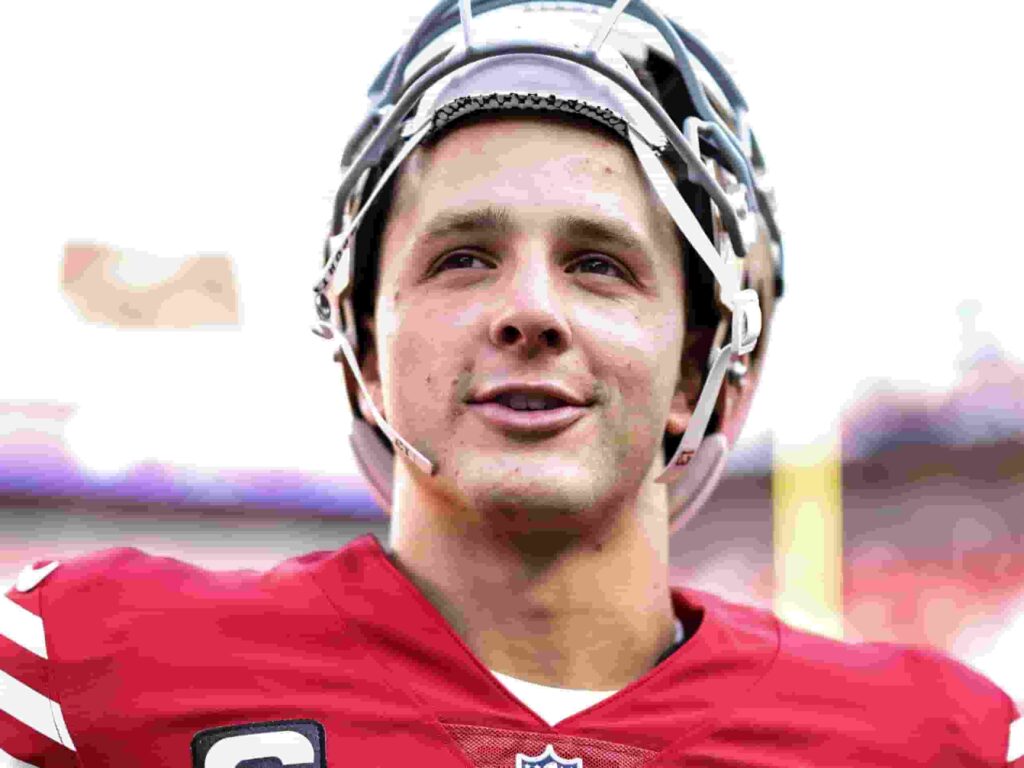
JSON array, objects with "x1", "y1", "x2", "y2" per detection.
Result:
[
  {"x1": 774, "y1": 611, "x2": 1017, "y2": 764},
  {"x1": 16, "y1": 546, "x2": 253, "y2": 599},
  {"x1": 776, "y1": 616, "x2": 1014, "y2": 709},
  {"x1": 679, "y1": 587, "x2": 1018, "y2": 765},
  {"x1": 0, "y1": 549, "x2": 165, "y2": 766},
  {"x1": 11, "y1": 544, "x2": 341, "y2": 602},
  {"x1": 692, "y1": 587, "x2": 1015, "y2": 717},
  {"x1": 0, "y1": 545, "x2": 340, "y2": 767}
]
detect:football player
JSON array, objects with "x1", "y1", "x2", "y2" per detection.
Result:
[{"x1": 3, "y1": 1, "x2": 1020, "y2": 766}]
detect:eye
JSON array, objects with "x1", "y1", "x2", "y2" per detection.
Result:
[
  {"x1": 567, "y1": 254, "x2": 630, "y2": 281},
  {"x1": 431, "y1": 251, "x2": 493, "y2": 274}
]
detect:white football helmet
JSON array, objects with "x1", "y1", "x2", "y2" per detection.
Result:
[{"x1": 312, "y1": 0, "x2": 785, "y2": 532}]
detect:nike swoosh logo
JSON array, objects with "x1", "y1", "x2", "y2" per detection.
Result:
[{"x1": 15, "y1": 561, "x2": 60, "y2": 593}]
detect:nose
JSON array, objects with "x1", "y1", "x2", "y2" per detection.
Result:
[{"x1": 488, "y1": 253, "x2": 572, "y2": 357}]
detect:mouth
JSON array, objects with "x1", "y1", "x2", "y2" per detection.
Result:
[
  {"x1": 466, "y1": 383, "x2": 593, "y2": 435},
  {"x1": 467, "y1": 399, "x2": 590, "y2": 435}
]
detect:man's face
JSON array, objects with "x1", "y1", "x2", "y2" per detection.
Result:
[{"x1": 360, "y1": 115, "x2": 695, "y2": 533}]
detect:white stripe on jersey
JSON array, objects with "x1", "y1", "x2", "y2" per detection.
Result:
[
  {"x1": 0, "y1": 744, "x2": 40, "y2": 768},
  {"x1": 1009, "y1": 717, "x2": 1024, "y2": 762},
  {"x1": 0, "y1": 597, "x2": 46, "y2": 660},
  {"x1": 50, "y1": 701, "x2": 74, "y2": 753},
  {"x1": 0, "y1": 669, "x2": 75, "y2": 750}
]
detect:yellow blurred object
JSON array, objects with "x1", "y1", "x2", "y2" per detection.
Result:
[
  {"x1": 773, "y1": 422, "x2": 845, "y2": 640},
  {"x1": 61, "y1": 241, "x2": 240, "y2": 329}
]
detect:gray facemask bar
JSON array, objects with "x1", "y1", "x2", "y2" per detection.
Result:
[
  {"x1": 316, "y1": 44, "x2": 757, "y2": 300},
  {"x1": 361, "y1": 0, "x2": 744, "y2": 165},
  {"x1": 312, "y1": 0, "x2": 771, "y2": 487},
  {"x1": 344, "y1": 0, "x2": 783, "y2": 291},
  {"x1": 366, "y1": 0, "x2": 748, "y2": 116}
]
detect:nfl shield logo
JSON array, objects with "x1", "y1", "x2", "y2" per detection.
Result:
[{"x1": 515, "y1": 743, "x2": 583, "y2": 768}]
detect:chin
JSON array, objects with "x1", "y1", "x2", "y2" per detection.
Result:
[{"x1": 463, "y1": 469, "x2": 607, "y2": 533}]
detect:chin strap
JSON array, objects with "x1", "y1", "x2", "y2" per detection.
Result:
[{"x1": 626, "y1": 126, "x2": 760, "y2": 487}]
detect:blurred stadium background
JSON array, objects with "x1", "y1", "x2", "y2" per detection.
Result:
[{"x1": 2, "y1": 0, "x2": 1021, "y2": 712}]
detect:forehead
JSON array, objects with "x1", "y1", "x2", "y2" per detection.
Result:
[{"x1": 381, "y1": 113, "x2": 682, "y2": 265}]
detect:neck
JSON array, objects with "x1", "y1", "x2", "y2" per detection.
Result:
[{"x1": 387, "y1": 461, "x2": 677, "y2": 691}]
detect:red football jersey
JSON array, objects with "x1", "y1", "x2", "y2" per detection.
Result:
[{"x1": 1, "y1": 532, "x2": 1019, "y2": 767}]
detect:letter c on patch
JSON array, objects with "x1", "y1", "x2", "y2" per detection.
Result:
[{"x1": 204, "y1": 729, "x2": 316, "y2": 767}]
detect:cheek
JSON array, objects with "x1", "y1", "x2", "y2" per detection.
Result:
[
  {"x1": 379, "y1": 302, "x2": 476, "y2": 419},
  {"x1": 580, "y1": 299, "x2": 682, "y2": 379},
  {"x1": 582, "y1": 300, "x2": 683, "y2": 422}
]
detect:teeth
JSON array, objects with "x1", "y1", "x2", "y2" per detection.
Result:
[{"x1": 504, "y1": 394, "x2": 562, "y2": 411}]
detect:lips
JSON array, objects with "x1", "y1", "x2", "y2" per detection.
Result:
[
  {"x1": 468, "y1": 401, "x2": 589, "y2": 435},
  {"x1": 467, "y1": 382, "x2": 589, "y2": 408},
  {"x1": 466, "y1": 381, "x2": 592, "y2": 435}
]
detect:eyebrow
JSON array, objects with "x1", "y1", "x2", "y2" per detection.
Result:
[
  {"x1": 414, "y1": 205, "x2": 652, "y2": 256},
  {"x1": 552, "y1": 213, "x2": 649, "y2": 255},
  {"x1": 417, "y1": 205, "x2": 515, "y2": 242}
]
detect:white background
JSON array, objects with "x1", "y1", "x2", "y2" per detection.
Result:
[{"x1": 1, "y1": 1, "x2": 1022, "y2": 473}]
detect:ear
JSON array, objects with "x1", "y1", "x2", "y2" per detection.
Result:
[
  {"x1": 717, "y1": 348, "x2": 759, "y2": 446},
  {"x1": 353, "y1": 316, "x2": 386, "y2": 426},
  {"x1": 666, "y1": 325, "x2": 714, "y2": 437},
  {"x1": 666, "y1": 322, "x2": 757, "y2": 443}
]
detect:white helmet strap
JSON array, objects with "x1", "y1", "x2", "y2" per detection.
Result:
[{"x1": 626, "y1": 126, "x2": 761, "y2": 485}]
